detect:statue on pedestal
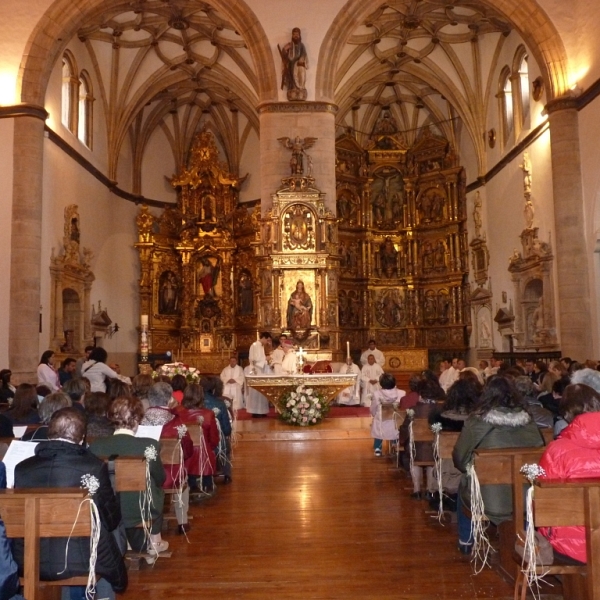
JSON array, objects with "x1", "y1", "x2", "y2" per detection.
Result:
[{"x1": 278, "y1": 27, "x2": 308, "y2": 101}]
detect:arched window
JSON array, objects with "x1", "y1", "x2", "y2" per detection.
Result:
[
  {"x1": 499, "y1": 67, "x2": 513, "y2": 147},
  {"x1": 518, "y1": 54, "x2": 530, "y2": 125},
  {"x1": 61, "y1": 51, "x2": 78, "y2": 133},
  {"x1": 78, "y1": 71, "x2": 93, "y2": 148}
]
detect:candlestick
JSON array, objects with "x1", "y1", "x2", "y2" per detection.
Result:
[{"x1": 346, "y1": 341, "x2": 350, "y2": 359}]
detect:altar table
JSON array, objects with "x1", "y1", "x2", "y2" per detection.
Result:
[{"x1": 245, "y1": 373, "x2": 358, "y2": 414}]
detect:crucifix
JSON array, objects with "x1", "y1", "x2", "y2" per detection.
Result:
[{"x1": 296, "y1": 346, "x2": 307, "y2": 371}]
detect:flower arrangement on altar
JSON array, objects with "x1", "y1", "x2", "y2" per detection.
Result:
[
  {"x1": 152, "y1": 362, "x2": 200, "y2": 383},
  {"x1": 279, "y1": 384, "x2": 329, "y2": 426}
]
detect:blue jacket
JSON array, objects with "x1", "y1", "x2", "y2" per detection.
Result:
[{"x1": 0, "y1": 517, "x2": 19, "y2": 600}]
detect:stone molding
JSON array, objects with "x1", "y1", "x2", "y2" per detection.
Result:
[
  {"x1": 258, "y1": 102, "x2": 338, "y2": 115},
  {"x1": 0, "y1": 104, "x2": 48, "y2": 121}
]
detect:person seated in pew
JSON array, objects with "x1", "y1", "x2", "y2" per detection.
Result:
[
  {"x1": 399, "y1": 375, "x2": 420, "y2": 409},
  {"x1": 4, "y1": 384, "x2": 40, "y2": 426},
  {"x1": 370, "y1": 373, "x2": 405, "y2": 457},
  {"x1": 428, "y1": 379, "x2": 481, "y2": 510},
  {"x1": 514, "y1": 376, "x2": 554, "y2": 429},
  {"x1": 398, "y1": 377, "x2": 442, "y2": 499},
  {"x1": 141, "y1": 382, "x2": 194, "y2": 534},
  {"x1": 538, "y1": 383, "x2": 600, "y2": 564},
  {"x1": 90, "y1": 397, "x2": 168, "y2": 555},
  {"x1": 172, "y1": 383, "x2": 220, "y2": 494},
  {"x1": 452, "y1": 376, "x2": 544, "y2": 554},
  {"x1": 22, "y1": 391, "x2": 71, "y2": 441},
  {"x1": 201, "y1": 377, "x2": 233, "y2": 485},
  {"x1": 14, "y1": 407, "x2": 128, "y2": 599},
  {"x1": 84, "y1": 392, "x2": 115, "y2": 439}
]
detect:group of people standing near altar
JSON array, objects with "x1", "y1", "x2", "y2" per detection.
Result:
[{"x1": 337, "y1": 339, "x2": 387, "y2": 408}]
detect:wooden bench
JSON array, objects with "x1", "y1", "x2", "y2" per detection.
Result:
[
  {"x1": 159, "y1": 437, "x2": 188, "y2": 530},
  {"x1": 0, "y1": 488, "x2": 91, "y2": 600},
  {"x1": 471, "y1": 446, "x2": 545, "y2": 580},
  {"x1": 514, "y1": 478, "x2": 600, "y2": 600}
]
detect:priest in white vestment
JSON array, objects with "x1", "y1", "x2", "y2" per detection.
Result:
[
  {"x1": 220, "y1": 356, "x2": 245, "y2": 410},
  {"x1": 269, "y1": 339, "x2": 285, "y2": 375},
  {"x1": 361, "y1": 354, "x2": 384, "y2": 407},
  {"x1": 360, "y1": 340, "x2": 385, "y2": 367},
  {"x1": 281, "y1": 340, "x2": 297, "y2": 375},
  {"x1": 245, "y1": 332, "x2": 271, "y2": 416},
  {"x1": 337, "y1": 357, "x2": 361, "y2": 406}
]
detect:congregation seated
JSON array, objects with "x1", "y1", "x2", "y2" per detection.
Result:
[
  {"x1": 0, "y1": 369, "x2": 15, "y2": 405},
  {"x1": 90, "y1": 397, "x2": 167, "y2": 555},
  {"x1": 399, "y1": 375, "x2": 420, "y2": 409},
  {"x1": 84, "y1": 391, "x2": 115, "y2": 438},
  {"x1": 201, "y1": 377, "x2": 233, "y2": 483},
  {"x1": 4, "y1": 384, "x2": 40, "y2": 426},
  {"x1": 173, "y1": 383, "x2": 220, "y2": 492},
  {"x1": 22, "y1": 391, "x2": 71, "y2": 441},
  {"x1": 538, "y1": 382, "x2": 600, "y2": 564},
  {"x1": 142, "y1": 382, "x2": 194, "y2": 533},
  {"x1": 399, "y1": 377, "x2": 444, "y2": 499},
  {"x1": 452, "y1": 376, "x2": 544, "y2": 554},
  {"x1": 514, "y1": 376, "x2": 554, "y2": 429},
  {"x1": 14, "y1": 407, "x2": 128, "y2": 598},
  {"x1": 62, "y1": 377, "x2": 87, "y2": 414},
  {"x1": 131, "y1": 372, "x2": 153, "y2": 411}
]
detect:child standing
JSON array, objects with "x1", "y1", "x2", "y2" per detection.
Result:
[{"x1": 370, "y1": 373, "x2": 405, "y2": 456}]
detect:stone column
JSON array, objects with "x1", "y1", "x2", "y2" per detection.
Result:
[
  {"x1": 546, "y1": 97, "x2": 593, "y2": 358},
  {"x1": 9, "y1": 111, "x2": 47, "y2": 383},
  {"x1": 258, "y1": 102, "x2": 337, "y2": 215}
]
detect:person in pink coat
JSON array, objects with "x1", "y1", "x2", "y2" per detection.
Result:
[{"x1": 370, "y1": 373, "x2": 405, "y2": 456}]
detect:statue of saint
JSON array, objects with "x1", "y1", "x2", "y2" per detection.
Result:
[
  {"x1": 278, "y1": 135, "x2": 317, "y2": 176},
  {"x1": 286, "y1": 280, "x2": 312, "y2": 330},
  {"x1": 473, "y1": 191, "x2": 483, "y2": 238},
  {"x1": 278, "y1": 27, "x2": 308, "y2": 101}
]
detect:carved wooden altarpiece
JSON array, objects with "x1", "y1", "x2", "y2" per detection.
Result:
[
  {"x1": 336, "y1": 120, "x2": 470, "y2": 369},
  {"x1": 135, "y1": 130, "x2": 255, "y2": 373}
]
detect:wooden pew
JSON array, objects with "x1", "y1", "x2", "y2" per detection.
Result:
[
  {"x1": 514, "y1": 478, "x2": 600, "y2": 600},
  {"x1": 472, "y1": 446, "x2": 545, "y2": 580},
  {"x1": 438, "y1": 431, "x2": 460, "y2": 460},
  {"x1": 0, "y1": 488, "x2": 90, "y2": 600}
]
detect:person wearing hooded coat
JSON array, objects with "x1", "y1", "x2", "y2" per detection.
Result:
[{"x1": 370, "y1": 373, "x2": 405, "y2": 456}]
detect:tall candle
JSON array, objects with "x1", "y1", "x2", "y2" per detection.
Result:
[
  {"x1": 346, "y1": 341, "x2": 350, "y2": 359},
  {"x1": 141, "y1": 314, "x2": 148, "y2": 327}
]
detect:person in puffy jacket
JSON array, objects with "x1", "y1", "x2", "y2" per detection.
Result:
[
  {"x1": 539, "y1": 383, "x2": 600, "y2": 563},
  {"x1": 14, "y1": 407, "x2": 127, "y2": 598},
  {"x1": 370, "y1": 373, "x2": 405, "y2": 456},
  {"x1": 452, "y1": 376, "x2": 544, "y2": 554}
]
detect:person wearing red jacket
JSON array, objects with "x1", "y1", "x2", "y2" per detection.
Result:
[{"x1": 539, "y1": 383, "x2": 600, "y2": 563}]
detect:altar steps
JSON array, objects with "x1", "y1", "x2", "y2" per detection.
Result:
[{"x1": 235, "y1": 416, "x2": 372, "y2": 441}]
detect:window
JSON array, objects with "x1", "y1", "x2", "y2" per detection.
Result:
[
  {"x1": 78, "y1": 71, "x2": 93, "y2": 148},
  {"x1": 61, "y1": 51, "x2": 78, "y2": 133},
  {"x1": 518, "y1": 53, "x2": 530, "y2": 127},
  {"x1": 499, "y1": 67, "x2": 513, "y2": 147}
]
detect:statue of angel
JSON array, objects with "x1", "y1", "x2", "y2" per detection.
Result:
[{"x1": 278, "y1": 135, "x2": 318, "y2": 175}]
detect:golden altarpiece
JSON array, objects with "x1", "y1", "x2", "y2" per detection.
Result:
[{"x1": 335, "y1": 114, "x2": 470, "y2": 370}]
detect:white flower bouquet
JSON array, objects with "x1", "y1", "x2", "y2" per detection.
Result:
[
  {"x1": 153, "y1": 362, "x2": 200, "y2": 383},
  {"x1": 279, "y1": 384, "x2": 329, "y2": 426}
]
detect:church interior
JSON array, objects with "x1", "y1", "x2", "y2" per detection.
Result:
[
  {"x1": 2, "y1": 0, "x2": 600, "y2": 379},
  {"x1": 3, "y1": 1, "x2": 600, "y2": 597}
]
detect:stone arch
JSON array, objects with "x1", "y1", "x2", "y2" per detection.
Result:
[
  {"x1": 18, "y1": 0, "x2": 278, "y2": 107},
  {"x1": 315, "y1": 0, "x2": 569, "y2": 103}
]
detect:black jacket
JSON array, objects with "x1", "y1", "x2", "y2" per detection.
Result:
[{"x1": 13, "y1": 440, "x2": 127, "y2": 592}]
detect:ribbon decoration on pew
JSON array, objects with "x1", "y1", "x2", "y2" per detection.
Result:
[
  {"x1": 212, "y1": 407, "x2": 231, "y2": 478},
  {"x1": 58, "y1": 474, "x2": 101, "y2": 600},
  {"x1": 174, "y1": 425, "x2": 190, "y2": 543},
  {"x1": 140, "y1": 445, "x2": 157, "y2": 556},
  {"x1": 430, "y1": 423, "x2": 445, "y2": 524},
  {"x1": 406, "y1": 409, "x2": 415, "y2": 474},
  {"x1": 467, "y1": 463, "x2": 494, "y2": 574},
  {"x1": 519, "y1": 463, "x2": 549, "y2": 599}
]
